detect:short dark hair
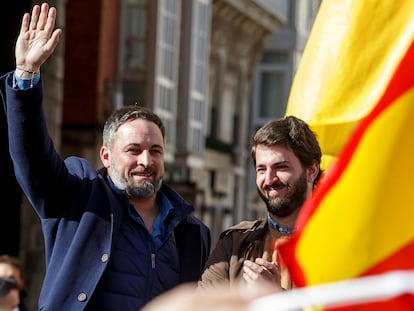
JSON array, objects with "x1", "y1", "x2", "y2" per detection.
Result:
[
  {"x1": 102, "y1": 105, "x2": 165, "y2": 147},
  {"x1": 251, "y1": 115, "x2": 322, "y2": 185}
]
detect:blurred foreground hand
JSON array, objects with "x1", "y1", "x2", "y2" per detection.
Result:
[{"x1": 142, "y1": 282, "x2": 277, "y2": 311}]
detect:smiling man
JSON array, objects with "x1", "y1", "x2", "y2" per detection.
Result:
[
  {"x1": 198, "y1": 116, "x2": 322, "y2": 291},
  {"x1": 1, "y1": 3, "x2": 210, "y2": 310}
]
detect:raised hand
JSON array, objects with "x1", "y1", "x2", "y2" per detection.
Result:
[{"x1": 15, "y1": 2, "x2": 62, "y2": 77}]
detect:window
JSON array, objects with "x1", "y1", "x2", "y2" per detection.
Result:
[
  {"x1": 192, "y1": 0, "x2": 209, "y2": 94},
  {"x1": 188, "y1": 0, "x2": 210, "y2": 152},
  {"x1": 253, "y1": 51, "x2": 290, "y2": 121},
  {"x1": 259, "y1": 71, "x2": 286, "y2": 118},
  {"x1": 154, "y1": 0, "x2": 181, "y2": 146},
  {"x1": 123, "y1": 0, "x2": 147, "y2": 73}
]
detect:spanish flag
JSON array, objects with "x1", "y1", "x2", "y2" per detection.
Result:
[
  {"x1": 279, "y1": 0, "x2": 414, "y2": 309},
  {"x1": 285, "y1": 0, "x2": 414, "y2": 169}
]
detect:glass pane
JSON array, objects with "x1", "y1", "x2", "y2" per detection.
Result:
[
  {"x1": 163, "y1": 117, "x2": 175, "y2": 145},
  {"x1": 192, "y1": 1, "x2": 209, "y2": 94},
  {"x1": 158, "y1": 0, "x2": 179, "y2": 81},
  {"x1": 259, "y1": 72, "x2": 285, "y2": 118},
  {"x1": 192, "y1": 98, "x2": 203, "y2": 121},
  {"x1": 157, "y1": 84, "x2": 174, "y2": 110},
  {"x1": 123, "y1": 4, "x2": 147, "y2": 72},
  {"x1": 261, "y1": 51, "x2": 289, "y2": 63},
  {"x1": 190, "y1": 127, "x2": 203, "y2": 152}
]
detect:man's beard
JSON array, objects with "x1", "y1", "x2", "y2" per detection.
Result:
[
  {"x1": 258, "y1": 171, "x2": 308, "y2": 217},
  {"x1": 109, "y1": 163, "x2": 163, "y2": 199}
]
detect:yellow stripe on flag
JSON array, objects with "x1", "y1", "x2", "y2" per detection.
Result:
[
  {"x1": 295, "y1": 87, "x2": 414, "y2": 285},
  {"x1": 285, "y1": 0, "x2": 414, "y2": 169}
]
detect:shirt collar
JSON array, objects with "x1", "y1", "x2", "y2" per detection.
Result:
[{"x1": 267, "y1": 213, "x2": 293, "y2": 235}]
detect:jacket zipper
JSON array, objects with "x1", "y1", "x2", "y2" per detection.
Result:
[{"x1": 151, "y1": 253, "x2": 156, "y2": 269}]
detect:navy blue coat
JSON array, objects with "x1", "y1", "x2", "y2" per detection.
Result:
[{"x1": 1, "y1": 73, "x2": 211, "y2": 310}]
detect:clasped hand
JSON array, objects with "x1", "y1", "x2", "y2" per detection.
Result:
[{"x1": 242, "y1": 257, "x2": 283, "y2": 291}]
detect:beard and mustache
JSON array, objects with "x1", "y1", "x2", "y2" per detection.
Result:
[
  {"x1": 258, "y1": 171, "x2": 308, "y2": 217},
  {"x1": 109, "y1": 163, "x2": 163, "y2": 199}
]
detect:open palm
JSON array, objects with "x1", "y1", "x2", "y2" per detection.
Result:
[{"x1": 15, "y1": 3, "x2": 61, "y2": 72}]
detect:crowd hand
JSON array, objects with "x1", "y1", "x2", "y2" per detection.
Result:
[
  {"x1": 15, "y1": 2, "x2": 62, "y2": 77},
  {"x1": 242, "y1": 257, "x2": 283, "y2": 291},
  {"x1": 142, "y1": 282, "x2": 273, "y2": 311}
]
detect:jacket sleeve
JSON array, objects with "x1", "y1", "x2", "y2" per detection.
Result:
[
  {"x1": 197, "y1": 233, "x2": 240, "y2": 290},
  {"x1": 4, "y1": 72, "x2": 83, "y2": 217}
]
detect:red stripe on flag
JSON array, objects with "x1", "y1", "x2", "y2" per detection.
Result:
[
  {"x1": 362, "y1": 240, "x2": 414, "y2": 277},
  {"x1": 279, "y1": 37, "x2": 414, "y2": 288}
]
